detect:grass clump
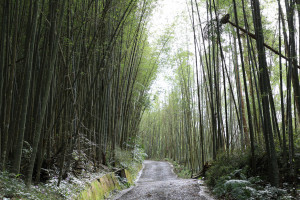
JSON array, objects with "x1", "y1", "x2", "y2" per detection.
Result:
[{"x1": 165, "y1": 158, "x2": 192, "y2": 178}]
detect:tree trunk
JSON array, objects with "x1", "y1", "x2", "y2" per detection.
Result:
[
  {"x1": 251, "y1": 0, "x2": 279, "y2": 186},
  {"x1": 12, "y1": 0, "x2": 39, "y2": 174}
]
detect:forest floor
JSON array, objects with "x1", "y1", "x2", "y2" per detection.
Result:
[{"x1": 112, "y1": 160, "x2": 214, "y2": 200}]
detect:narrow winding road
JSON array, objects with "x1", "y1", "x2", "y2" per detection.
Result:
[{"x1": 113, "y1": 160, "x2": 214, "y2": 200}]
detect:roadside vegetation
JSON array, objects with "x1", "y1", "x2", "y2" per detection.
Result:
[
  {"x1": 0, "y1": 144, "x2": 146, "y2": 199},
  {"x1": 206, "y1": 148, "x2": 299, "y2": 200},
  {"x1": 0, "y1": 170, "x2": 91, "y2": 200},
  {"x1": 165, "y1": 158, "x2": 192, "y2": 179}
]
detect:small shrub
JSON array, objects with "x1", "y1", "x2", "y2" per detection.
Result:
[
  {"x1": 115, "y1": 147, "x2": 133, "y2": 169},
  {"x1": 132, "y1": 144, "x2": 148, "y2": 163},
  {"x1": 230, "y1": 186, "x2": 253, "y2": 200},
  {"x1": 206, "y1": 164, "x2": 234, "y2": 187},
  {"x1": 167, "y1": 160, "x2": 192, "y2": 178},
  {"x1": 224, "y1": 179, "x2": 251, "y2": 190},
  {"x1": 206, "y1": 148, "x2": 294, "y2": 200}
]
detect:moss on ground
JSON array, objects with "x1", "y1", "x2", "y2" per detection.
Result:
[
  {"x1": 77, "y1": 173, "x2": 120, "y2": 200},
  {"x1": 77, "y1": 164, "x2": 142, "y2": 200}
]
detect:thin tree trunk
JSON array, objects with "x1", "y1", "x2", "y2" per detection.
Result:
[
  {"x1": 233, "y1": 0, "x2": 255, "y2": 171},
  {"x1": 251, "y1": 0, "x2": 279, "y2": 186},
  {"x1": 278, "y1": 0, "x2": 287, "y2": 164},
  {"x1": 12, "y1": 0, "x2": 39, "y2": 174},
  {"x1": 26, "y1": 0, "x2": 66, "y2": 185}
]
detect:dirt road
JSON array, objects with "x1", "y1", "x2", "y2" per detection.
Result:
[{"x1": 113, "y1": 160, "x2": 214, "y2": 200}]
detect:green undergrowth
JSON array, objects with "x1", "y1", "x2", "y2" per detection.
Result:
[
  {"x1": 114, "y1": 144, "x2": 147, "y2": 170},
  {"x1": 0, "y1": 145, "x2": 146, "y2": 200},
  {"x1": 164, "y1": 158, "x2": 192, "y2": 178},
  {"x1": 113, "y1": 144, "x2": 146, "y2": 186},
  {"x1": 205, "y1": 148, "x2": 298, "y2": 200},
  {"x1": 0, "y1": 169, "x2": 109, "y2": 200},
  {"x1": 0, "y1": 171, "x2": 69, "y2": 199}
]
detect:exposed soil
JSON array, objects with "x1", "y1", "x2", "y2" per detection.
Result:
[{"x1": 113, "y1": 160, "x2": 215, "y2": 200}]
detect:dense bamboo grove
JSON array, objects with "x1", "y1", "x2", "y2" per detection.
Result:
[
  {"x1": 0, "y1": 0, "x2": 159, "y2": 186},
  {"x1": 1, "y1": 0, "x2": 299, "y2": 192},
  {"x1": 140, "y1": 0, "x2": 299, "y2": 187}
]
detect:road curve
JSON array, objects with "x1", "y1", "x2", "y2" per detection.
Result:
[{"x1": 113, "y1": 160, "x2": 214, "y2": 200}]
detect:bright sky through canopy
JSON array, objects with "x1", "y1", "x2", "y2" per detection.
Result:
[
  {"x1": 148, "y1": 0, "x2": 188, "y2": 97},
  {"x1": 147, "y1": 0, "x2": 282, "y2": 98},
  {"x1": 148, "y1": 0, "x2": 186, "y2": 43}
]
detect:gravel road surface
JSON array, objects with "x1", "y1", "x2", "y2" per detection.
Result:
[{"x1": 113, "y1": 160, "x2": 214, "y2": 200}]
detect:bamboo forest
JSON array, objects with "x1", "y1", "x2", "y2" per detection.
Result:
[{"x1": 0, "y1": 0, "x2": 299, "y2": 199}]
